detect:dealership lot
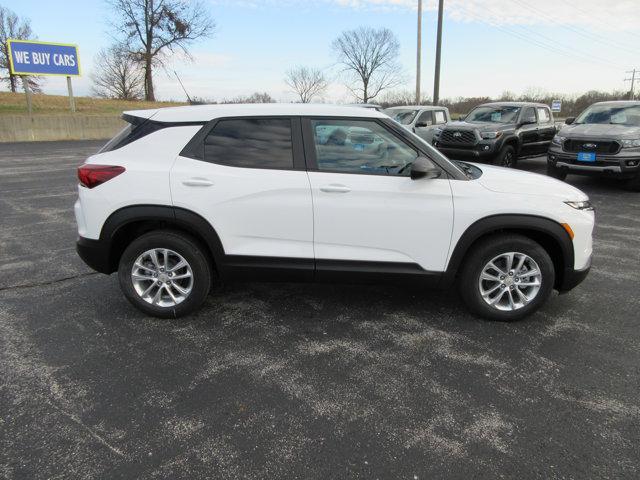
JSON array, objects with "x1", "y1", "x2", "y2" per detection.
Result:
[{"x1": 1, "y1": 141, "x2": 639, "y2": 478}]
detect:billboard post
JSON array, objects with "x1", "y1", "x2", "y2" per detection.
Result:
[{"x1": 7, "y1": 39, "x2": 81, "y2": 113}]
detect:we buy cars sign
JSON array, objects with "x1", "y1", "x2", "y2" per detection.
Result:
[{"x1": 7, "y1": 39, "x2": 80, "y2": 76}]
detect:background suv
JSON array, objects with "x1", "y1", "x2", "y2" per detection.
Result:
[
  {"x1": 547, "y1": 101, "x2": 640, "y2": 191},
  {"x1": 75, "y1": 104, "x2": 594, "y2": 321},
  {"x1": 433, "y1": 102, "x2": 556, "y2": 167}
]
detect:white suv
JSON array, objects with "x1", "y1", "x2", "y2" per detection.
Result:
[{"x1": 75, "y1": 104, "x2": 594, "y2": 321}]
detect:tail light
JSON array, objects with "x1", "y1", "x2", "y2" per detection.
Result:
[{"x1": 78, "y1": 164, "x2": 125, "y2": 189}]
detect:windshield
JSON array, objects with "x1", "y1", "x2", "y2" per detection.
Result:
[
  {"x1": 386, "y1": 109, "x2": 420, "y2": 125},
  {"x1": 574, "y1": 104, "x2": 640, "y2": 126},
  {"x1": 465, "y1": 105, "x2": 521, "y2": 124}
]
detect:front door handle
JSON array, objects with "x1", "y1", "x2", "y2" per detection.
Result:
[
  {"x1": 320, "y1": 184, "x2": 351, "y2": 193},
  {"x1": 182, "y1": 178, "x2": 214, "y2": 187}
]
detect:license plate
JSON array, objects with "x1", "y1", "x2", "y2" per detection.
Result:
[{"x1": 577, "y1": 152, "x2": 596, "y2": 162}]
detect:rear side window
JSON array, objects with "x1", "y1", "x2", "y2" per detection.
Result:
[
  {"x1": 537, "y1": 107, "x2": 551, "y2": 123},
  {"x1": 204, "y1": 118, "x2": 293, "y2": 169},
  {"x1": 434, "y1": 110, "x2": 447, "y2": 124}
]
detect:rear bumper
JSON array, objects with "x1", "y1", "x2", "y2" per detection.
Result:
[{"x1": 76, "y1": 236, "x2": 112, "y2": 274}]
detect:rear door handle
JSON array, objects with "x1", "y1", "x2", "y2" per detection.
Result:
[
  {"x1": 320, "y1": 184, "x2": 351, "y2": 193},
  {"x1": 182, "y1": 178, "x2": 214, "y2": 187}
]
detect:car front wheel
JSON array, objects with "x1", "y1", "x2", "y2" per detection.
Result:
[
  {"x1": 547, "y1": 163, "x2": 568, "y2": 181},
  {"x1": 118, "y1": 230, "x2": 212, "y2": 318},
  {"x1": 495, "y1": 145, "x2": 517, "y2": 168},
  {"x1": 458, "y1": 234, "x2": 555, "y2": 321}
]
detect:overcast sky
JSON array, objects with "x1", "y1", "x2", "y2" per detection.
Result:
[{"x1": 8, "y1": 0, "x2": 640, "y2": 102}]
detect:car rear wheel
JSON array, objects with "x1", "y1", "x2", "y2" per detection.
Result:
[
  {"x1": 458, "y1": 234, "x2": 555, "y2": 321},
  {"x1": 495, "y1": 145, "x2": 517, "y2": 168},
  {"x1": 547, "y1": 163, "x2": 568, "y2": 181},
  {"x1": 118, "y1": 230, "x2": 211, "y2": 318}
]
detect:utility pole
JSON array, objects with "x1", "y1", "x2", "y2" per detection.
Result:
[
  {"x1": 433, "y1": 0, "x2": 444, "y2": 105},
  {"x1": 416, "y1": 0, "x2": 422, "y2": 105},
  {"x1": 625, "y1": 69, "x2": 638, "y2": 100}
]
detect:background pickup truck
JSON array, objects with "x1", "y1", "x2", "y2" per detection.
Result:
[
  {"x1": 432, "y1": 101, "x2": 557, "y2": 168},
  {"x1": 384, "y1": 105, "x2": 451, "y2": 144}
]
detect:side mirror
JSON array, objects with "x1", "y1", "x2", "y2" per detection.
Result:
[
  {"x1": 411, "y1": 156, "x2": 441, "y2": 180},
  {"x1": 415, "y1": 121, "x2": 431, "y2": 128},
  {"x1": 457, "y1": 115, "x2": 466, "y2": 121},
  {"x1": 565, "y1": 117, "x2": 575, "y2": 125}
]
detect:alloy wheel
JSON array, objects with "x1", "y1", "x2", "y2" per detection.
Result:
[
  {"x1": 478, "y1": 252, "x2": 542, "y2": 311},
  {"x1": 131, "y1": 248, "x2": 194, "y2": 307}
]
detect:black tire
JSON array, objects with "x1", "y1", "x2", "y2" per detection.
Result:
[
  {"x1": 547, "y1": 163, "x2": 567, "y2": 181},
  {"x1": 458, "y1": 234, "x2": 555, "y2": 322},
  {"x1": 494, "y1": 145, "x2": 517, "y2": 168},
  {"x1": 118, "y1": 230, "x2": 212, "y2": 318},
  {"x1": 623, "y1": 173, "x2": 640, "y2": 192}
]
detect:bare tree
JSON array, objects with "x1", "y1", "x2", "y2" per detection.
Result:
[
  {"x1": 222, "y1": 92, "x2": 276, "y2": 104},
  {"x1": 332, "y1": 27, "x2": 403, "y2": 104},
  {"x1": 108, "y1": 0, "x2": 215, "y2": 101},
  {"x1": 91, "y1": 45, "x2": 144, "y2": 100},
  {"x1": 0, "y1": 6, "x2": 41, "y2": 92},
  {"x1": 285, "y1": 66, "x2": 327, "y2": 103}
]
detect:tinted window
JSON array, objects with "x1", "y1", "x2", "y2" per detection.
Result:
[
  {"x1": 537, "y1": 107, "x2": 550, "y2": 123},
  {"x1": 434, "y1": 110, "x2": 447, "y2": 124},
  {"x1": 99, "y1": 118, "x2": 169, "y2": 153},
  {"x1": 416, "y1": 111, "x2": 433, "y2": 126},
  {"x1": 575, "y1": 104, "x2": 640, "y2": 126},
  {"x1": 522, "y1": 107, "x2": 536, "y2": 123},
  {"x1": 311, "y1": 119, "x2": 418, "y2": 176},
  {"x1": 204, "y1": 118, "x2": 293, "y2": 169}
]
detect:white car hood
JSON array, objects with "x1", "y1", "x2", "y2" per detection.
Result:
[{"x1": 472, "y1": 163, "x2": 588, "y2": 201}]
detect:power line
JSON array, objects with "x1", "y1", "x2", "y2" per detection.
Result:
[
  {"x1": 459, "y1": 1, "x2": 628, "y2": 70},
  {"x1": 557, "y1": 0, "x2": 640, "y2": 41},
  {"x1": 466, "y1": 13, "x2": 625, "y2": 71},
  {"x1": 509, "y1": 0, "x2": 639, "y2": 57}
]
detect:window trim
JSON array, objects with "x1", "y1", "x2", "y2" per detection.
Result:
[{"x1": 179, "y1": 115, "x2": 307, "y2": 172}]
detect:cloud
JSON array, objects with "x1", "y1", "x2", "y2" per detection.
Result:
[{"x1": 212, "y1": 0, "x2": 640, "y2": 32}]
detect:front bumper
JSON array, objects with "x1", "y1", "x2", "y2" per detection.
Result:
[
  {"x1": 77, "y1": 236, "x2": 113, "y2": 274},
  {"x1": 434, "y1": 142, "x2": 499, "y2": 161},
  {"x1": 548, "y1": 146, "x2": 640, "y2": 179},
  {"x1": 558, "y1": 258, "x2": 591, "y2": 293}
]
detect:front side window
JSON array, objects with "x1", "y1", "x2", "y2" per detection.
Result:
[
  {"x1": 466, "y1": 105, "x2": 521, "y2": 124},
  {"x1": 311, "y1": 119, "x2": 418, "y2": 175},
  {"x1": 386, "y1": 109, "x2": 420, "y2": 125},
  {"x1": 416, "y1": 111, "x2": 433, "y2": 126},
  {"x1": 204, "y1": 118, "x2": 293, "y2": 169},
  {"x1": 521, "y1": 107, "x2": 537, "y2": 123}
]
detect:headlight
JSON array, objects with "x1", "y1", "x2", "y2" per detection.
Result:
[
  {"x1": 433, "y1": 128, "x2": 443, "y2": 136},
  {"x1": 564, "y1": 200, "x2": 594, "y2": 210},
  {"x1": 621, "y1": 138, "x2": 640, "y2": 148},
  {"x1": 552, "y1": 135, "x2": 566, "y2": 145},
  {"x1": 481, "y1": 131, "x2": 502, "y2": 139}
]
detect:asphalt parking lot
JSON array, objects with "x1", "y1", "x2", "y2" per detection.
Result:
[{"x1": 1, "y1": 140, "x2": 639, "y2": 479}]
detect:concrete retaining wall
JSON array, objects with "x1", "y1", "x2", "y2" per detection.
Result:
[{"x1": 0, "y1": 115, "x2": 126, "y2": 142}]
